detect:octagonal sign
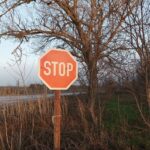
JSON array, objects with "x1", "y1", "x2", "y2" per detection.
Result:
[{"x1": 38, "y1": 49, "x2": 78, "y2": 90}]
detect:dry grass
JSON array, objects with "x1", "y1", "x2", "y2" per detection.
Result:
[
  {"x1": 0, "y1": 98, "x2": 54, "y2": 150},
  {"x1": 0, "y1": 95, "x2": 108, "y2": 150},
  {"x1": 0, "y1": 94, "x2": 149, "y2": 150}
]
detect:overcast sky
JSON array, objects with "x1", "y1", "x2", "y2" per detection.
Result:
[
  {"x1": 0, "y1": 3, "x2": 79, "y2": 87},
  {"x1": 0, "y1": 39, "x2": 41, "y2": 86}
]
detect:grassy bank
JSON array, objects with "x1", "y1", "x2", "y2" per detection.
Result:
[{"x1": 0, "y1": 94, "x2": 149, "y2": 150}]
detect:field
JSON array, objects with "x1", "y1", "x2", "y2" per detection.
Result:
[{"x1": 0, "y1": 93, "x2": 149, "y2": 150}]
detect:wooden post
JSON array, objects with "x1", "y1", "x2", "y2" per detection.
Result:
[{"x1": 54, "y1": 90, "x2": 61, "y2": 150}]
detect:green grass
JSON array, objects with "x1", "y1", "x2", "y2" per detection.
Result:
[
  {"x1": 103, "y1": 95, "x2": 150, "y2": 150},
  {"x1": 104, "y1": 98, "x2": 139, "y2": 129}
]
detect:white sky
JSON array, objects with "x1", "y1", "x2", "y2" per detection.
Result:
[
  {"x1": 0, "y1": 39, "x2": 41, "y2": 86},
  {"x1": 0, "y1": 2, "x2": 81, "y2": 87}
]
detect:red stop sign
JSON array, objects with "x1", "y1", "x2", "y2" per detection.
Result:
[{"x1": 38, "y1": 49, "x2": 78, "y2": 90}]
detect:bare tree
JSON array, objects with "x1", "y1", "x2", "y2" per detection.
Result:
[
  {"x1": 124, "y1": 0, "x2": 150, "y2": 107},
  {"x1": 0, "y1": 0, "x2": 140, "y2": 115}
]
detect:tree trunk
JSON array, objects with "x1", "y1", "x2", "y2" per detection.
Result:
[
  {"x1": 87, "y1": 61, "x2": 98, "y2": 124},
  {"x1": 147, "y1": 87, "x2": 150, "y2": 107}
]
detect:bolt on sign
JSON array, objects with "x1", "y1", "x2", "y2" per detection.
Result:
[
  {"x1": 38, "y1": 49, "x2": 78, "y2": 150},
  {"x1": 39, "y1": 49, "x2": 78, "y2": 90}
]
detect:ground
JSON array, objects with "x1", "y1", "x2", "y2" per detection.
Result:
[{"x1": 0, "y1": 93, "x2": 149, "y2": 150}]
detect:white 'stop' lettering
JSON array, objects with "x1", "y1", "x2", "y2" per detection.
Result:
[{"x1": 43, "y1": 61, "x2": 73, "y2": 76}]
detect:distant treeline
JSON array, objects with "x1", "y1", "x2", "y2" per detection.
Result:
[
  {"x1": 0, "y1": 84, "x2": 45, "y2": 95},
  {"x1": 0, "y1": 84, "x2": 86, "y2": 96}
]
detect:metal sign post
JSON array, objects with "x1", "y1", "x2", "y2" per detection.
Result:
[{"x1": 54, "y1": 90, "x2": 61, "y2": 150}]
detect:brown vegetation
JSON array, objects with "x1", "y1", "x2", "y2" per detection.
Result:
[{"x1": 0, "y1": 94, "x2": 150, "y2": 150}]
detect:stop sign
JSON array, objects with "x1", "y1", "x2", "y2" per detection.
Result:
[{"x1": 38, "y1": 49, "x2": 78, "y2": 90}]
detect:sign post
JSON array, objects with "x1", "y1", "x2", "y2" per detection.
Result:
[
  {"x1": 38, "y1": 49, "x2": 78, "y2": 150},
  {"x1": 54, "y1": 90, "x2": 61, "y2": 150}
]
